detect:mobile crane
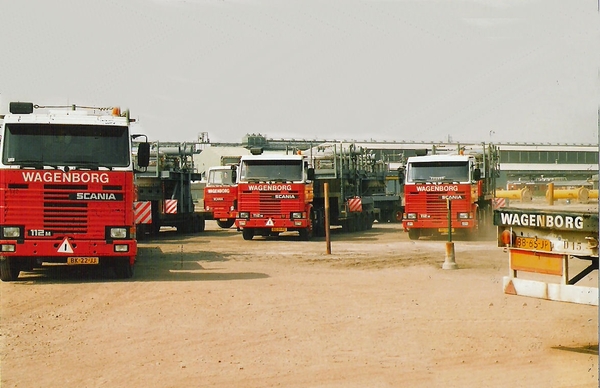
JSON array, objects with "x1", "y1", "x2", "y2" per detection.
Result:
[{"x1": 134, "y1": 142, "x2": 206, "y2": 238}]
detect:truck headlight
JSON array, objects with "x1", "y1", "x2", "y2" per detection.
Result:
[
  {"x1": 2, "y1": 227, "x2": 21, "y2": 238},
  {"x1": 110, "y1": 228, "x2": 128, "y2": 239},
  {"x1": 291, "y1": 212, "x2": 304, "y2": 219},
  {"x1": 114, "y1": 244, "x2": 129, "y2": 252},
  {"x1": 239, "y1": 212, "x2": 250, "y2": 219},
  {"x1": 406, "y1": 213, "x2": 417, "y2": 220},
  {"x1": 1, "y1": 244, "x2": 16, "y2": 252},
  {"x1": 458, "y1": 212, "x2": 470, "y2": 219}
]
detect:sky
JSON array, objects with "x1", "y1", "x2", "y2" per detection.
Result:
[{"x1": 0, "y1": 0, "x2": 598, "y2": 145}]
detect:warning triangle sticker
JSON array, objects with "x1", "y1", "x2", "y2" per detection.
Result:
[
  {"x1": 58, "y1": 238, "x2": 74, "y2": 254},
  {"x1": 266, "y1": 218, "x2": 274, "y2": 226}
]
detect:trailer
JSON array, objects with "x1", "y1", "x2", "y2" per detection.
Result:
[
  {"x1": 372, "y1": 161, "x2": 405, "y2": 223},
  {"x1": 494, "y1": 201, "x2": 598, "y2": 305},
  {"x1": 135, "y1": 142, "x2": 206, "y2": 238},
  {"x1": 307, "y1": 143, "x2": 392, "y2": 235}
]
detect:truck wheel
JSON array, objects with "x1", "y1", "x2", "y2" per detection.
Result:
[
  {"x1": 342, "y1": 220, "x2": 354, "y2": 233},
  {"x1": 136, "y1": 225, "x2": 148, "y2": 241},
  {"x1": 114, "y1": 257, "x2": 134, "y2": 279},
  {"x1": 216, "y1": 219, "x2": 235, "y2": 229},
  {"x1": 367, "y1": 213, "x2": 374, "y2": 229},
  {"x1": 0, "y1": 256, "x2": 20, "y2": 281},
  {"x1": 408, "y1": 229, "x2": 420, "y2": 241},
  {"x1": 242, "y1": 228, "x2": 254, "y2": 240},
  {"x1": 313, "y1": 209, "x2": 325, "y2": 237},
  {"x1": 299, "y1": 227, "x2": 312, "y2": 241},
  {"x1": 194, "y1": 216, "x2": 206, "y2": 233}
]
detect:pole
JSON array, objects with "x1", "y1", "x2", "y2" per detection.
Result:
[
  {"x1": 547, "y1": 182, "x2": 554, "y2": 206},
  {"x1": 324, "y1": 183, "x2": 331, "y2": 254},
  {"x1": 443, "y1": 198, "x2": 458, "y2": 269},
  {"x1": 447, "y1": 198, "x2": 452, "y2": 243}
]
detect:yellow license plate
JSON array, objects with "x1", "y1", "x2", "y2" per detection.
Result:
[
  {"x1": 67, "y1": 257, "x2": 99, "y2": 265},
  {"x1": 514, "y1": 237, "x2": 552, "y2": 252},
  {"x1": 437, "y1": 228, "x2": 455, "y2": 233},
  {"x1": 271, "y1": 228, "x2": 287, "y2": 232}
]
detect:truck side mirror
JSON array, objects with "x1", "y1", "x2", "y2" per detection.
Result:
[
  {"x1": 231, "y1": 167, "x2": 237, "y2": 184},
  {"x1": 307, "y1": 167, "x2": 315, "y2": 181},
  {"x1": 473, "y1": 168, "x2": 481, "y2": 181},
  {"x1": 137, "y1": 142, "x2": 150, "y2": 168}
]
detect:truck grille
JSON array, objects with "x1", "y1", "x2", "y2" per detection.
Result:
[
  {"x1": 408, "y1": 191, "x2": 470, "y2": 218},
  {"x1": 43, "y1": 184, "x2": 89, "y2": 233},
  {"x1": 241, "y1": 191, "x2": 303, "y2": 215}
]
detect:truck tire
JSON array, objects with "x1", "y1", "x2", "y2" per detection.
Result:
[
  {"x1": 299, "y1": 227, "x2": 312, "y2": 241},
  {"x1": 341, "y1": 220, "x2": 354, "y2": 233},
  {"x1": 136, "y1": 224, "x2": 148, "y2": 241},
  {"x1": 313, "y1": 209, "x2": 326, "y2": 237},
  {"x1": 242, "y1": 228, "x2": 254, "y2": 240},
  {"x1": 216, "y1": 219, "x2": 235, "y2": 229},
  {"x1": 194, "y1": 216, "x2": 206, "y2": 233},
  {"x1": 114, "y1": 257, "x2": 134, "y2": 279},
  {"x1": 0, "y1": 256, "x2": 20, "y2": 281},
  {"x1": 367, "y1": 213, "x2": 374, "y2": 230},
  {"x1": 408, "y1": 229, "x2": 420, "y2": 241}
]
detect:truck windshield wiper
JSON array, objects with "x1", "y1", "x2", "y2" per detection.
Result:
[
  {"x1": 14, "y1": 160, "x2": 46, "y2": 169},
  {"x1": 61, "y1": 161, "x2": 101, "y2": 170}
]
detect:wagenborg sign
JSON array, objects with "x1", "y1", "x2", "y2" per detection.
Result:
[
  {"x1": 21, "y1": 171, "x2": 110, "y2": 183},
  {"x1": 495, "y1": 209, "x2": 598, "y2": 232}
]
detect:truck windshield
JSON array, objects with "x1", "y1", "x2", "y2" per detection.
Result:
[
  {"x1": 2, "y1": 123, "x2": 130, "y2": 168},
  {"x1": 240, "y1": 159, "x2": 303, "y2": 182},
  {"x1": 207, "y1": 169, "x2": 235, "y2": 186},
  {"x1": 408, "y1": 161, "x2": 470, "y2": 183}
]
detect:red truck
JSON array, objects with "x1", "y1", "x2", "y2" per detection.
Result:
[
  {"x1": 0, "y1": 102, "x2": 149, "y2": 281},
  {"x1": 235, "y1": 144, "x2": 390, "y2": 240},
  {"x1": 402, "y1": 145, "x2": 497, "y2": 240},
  {"x1": 235, "y1": 154, "x2": 315, "y2": 240},
  {"x1": 204, "y1": 165, "x2": 238, "y2": 229}
]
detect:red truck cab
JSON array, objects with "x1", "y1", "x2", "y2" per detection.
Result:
[
  {"x1": 235, "y1": 154, "x2": 314, "y2": 240},
  {"x1": 0, "y1": 102, "x2": 149, "y2": 281},
  {"x1": 402, "y1": 153, "x2": 489, "y2": 240},
  {"x1": 204, "y1": 165, "x2": 238, "y2": 229}
]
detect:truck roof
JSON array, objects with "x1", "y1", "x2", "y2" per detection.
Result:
[
  {"x1": 240, "y1": 154, "x2": 304, "y2": 162},
  {"x1": 208, "y1": 165, "x2": 235, "y2": 171},
  {"x1": 407, "y1": 154, "x2": 471, "y2": 163},
  {"x1": 2, "y1": 109, "x2": 129, "y2": 127}
]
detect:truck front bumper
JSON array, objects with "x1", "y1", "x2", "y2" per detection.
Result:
[
  {"x1": 236, "y1": 218, "x2": 310, "y2": 230},
  {"x1": 0, "y1": 239, "x2": 137, "y2": 258}
]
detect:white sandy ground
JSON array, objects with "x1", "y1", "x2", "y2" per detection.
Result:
[{"x1": 1, "y1": 222, "x2": 597, "y2": 387}]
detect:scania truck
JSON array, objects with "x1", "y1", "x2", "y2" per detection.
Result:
[
  {"x1": 0, "y1": 102, "x2": 149, "y2": 280},
  {"x1": 204, "y1": 164, "x2": 238, "y2": 229},
  {"x1": 402, "y1": 144, "x2": 498, "y2": 240}
]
